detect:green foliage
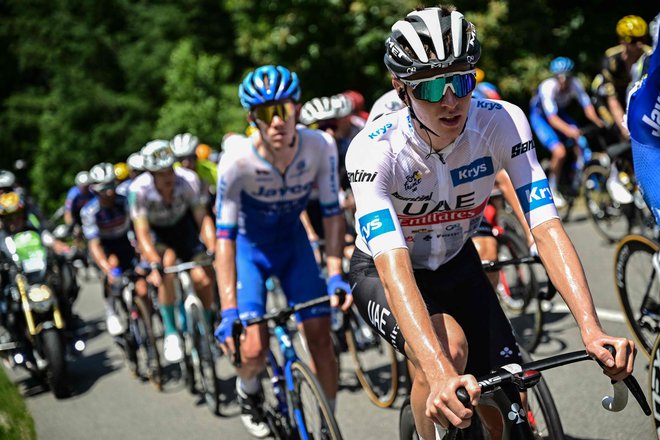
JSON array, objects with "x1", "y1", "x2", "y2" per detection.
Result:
[
  {"x1": 155, "y1": 40, "x2": 246, "y2": 144},
  {"x1": 0, "y1": 367, "x2": 36, "y2": 440},
  {"x1": 1, "y1": 0, "x2": 657, "y2": 213}
]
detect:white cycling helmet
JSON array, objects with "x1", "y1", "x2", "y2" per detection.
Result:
[
  {"x1": 0, "y1": 169, "x2": 16, "y2": 189},
  {"x1": 142, "y1": 140, "x2": 175, "y2": 172},
  {"x1": 170, "y1": 133, "x2": 199, "y2": 158},
  {"x1": 127, "y1": 152, "x2": 144, "y2": 171},
  {"x1": 89, "y1": 162, "x2": 116, "y2": 191},
  {"x1": 75, "y1": 171, "x2": 91, "y2": 186},
  {"x1": 299, "y1": 94, "x2": 353, "y2": 125}
]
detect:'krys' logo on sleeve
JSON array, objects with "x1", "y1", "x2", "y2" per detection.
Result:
[
  {"x1": 450, "y1": 157, "x2": 494, "y2": 186},
  {"x1": 358, "y1": 209, "x2": 396, "y2": 242},
  {"x1": 515, "y1": 180, "x2": 554, "y2": 213}
]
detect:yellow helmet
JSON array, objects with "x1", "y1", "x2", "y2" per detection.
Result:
[
  {"x1": 475, "y1": 68, "x2": 485, "y2": 83},
  {"x1": 0, "y1": 191, "x2": 25, "y2": 216},
  {"x1": 616, "y1": 15, "x2": 647, "y2": 43},
  {"x1": 196, "y1": 143, "x2": 212, "y2": 161},
  {"x1": 114, "y1": 162, "x2": 129, "y2": 181}
]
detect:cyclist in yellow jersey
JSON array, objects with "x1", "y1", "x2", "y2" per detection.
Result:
[{"x1": 592, "y1": 15, "x2": 651, "y2": 140}]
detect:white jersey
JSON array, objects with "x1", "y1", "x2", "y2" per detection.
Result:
[
  {"x1": 216, "y1": 127, "x2": 341, "y2": 245},
  {"x1": 367, "y1": 89, "x2": 404, "y2": 123},
  {"x1": 346, "y1": 99, "x2": 559, "y2": 270},
  {"x1": 128, "y1": 167, "x2": 203, "y2": 227},
  {"x1": 532, "y1": 77, "x2": 592, "y2": 116}
]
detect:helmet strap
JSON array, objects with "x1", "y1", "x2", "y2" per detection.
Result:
[{"x1": 403, "y1": 87, "x2": 446, "y2": 163}]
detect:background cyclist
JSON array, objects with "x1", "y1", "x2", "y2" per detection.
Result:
[
  {"x1": 591, "y1": 15, "x2": 651, "y2": 140},
  {"x1": 128, "y1": 140, "x2": 216, "y2": 364},
  {"x1": 529, "y1": 56, "x2": 604, "y2": 207},
  {"x1": 213, "y1": 65, "x2": 352, "y2": 438}
]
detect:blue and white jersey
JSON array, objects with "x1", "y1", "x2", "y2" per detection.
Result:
[
  {"x1": 81, "y1": 194, "x2": 131, "y2": 241},
  {"x1": 64, "y1": 186, "x2": 94, "y2": 223},
  {"x1": 627, "y1": 27, "x2": 660, "y2": 225},
  {"x1": 346, "y1": 100, "x2": 559, "y2": 271},
  {"x1": 115, "y1": 178, "x2": 132, "y2": 197},
  {"x1": 531, "y1": 77, "x2": 592, "y2": 117},
  {"x1": 215, "y1": 128, "x2": 341, "y2": 246}
]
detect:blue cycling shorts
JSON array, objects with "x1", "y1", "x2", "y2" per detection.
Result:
[
  {"x1": 632, "y1": 141, "x2": 660, "y2": 226},
  {"x1": 235, "y1": 226, "x2": 329, "y2": 323},
  {"x1": 529, "y1": 108, "x2": 578, "y2": 152}
]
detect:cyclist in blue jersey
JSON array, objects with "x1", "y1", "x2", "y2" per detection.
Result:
[
  {"x1": 82, "y1": 163, "x2": 144, "y2": 337},
  {"x1": 64, "y1": 171, "x2": 94, "y2": 228},
  {"x1": 347, "y1": 7, "x2": 636, "y2": 439},
  {"x1": 529, "y1": 57, "x2": 604, "y2": 207},
  {"x1": 627, "y1": 23, "x2": 660, "y2": 226},
  {"x1": 213, "y1": 65, "x2": 352, "y2": 438}
]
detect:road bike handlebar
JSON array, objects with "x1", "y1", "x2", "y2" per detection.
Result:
[
  {"x1": 163, "y1": 258, "x2": 214, "y2": 274},
  {"x1": 455, "y1": 345, "x2": 650, "y2": 417},
  {"x1": 230, "y1": 295, "x2": 332, "y2": 368},
  {"x1": 481, "y1": 255, "x2": 542, "y2": 272}
]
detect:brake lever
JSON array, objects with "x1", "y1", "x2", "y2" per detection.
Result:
[
  {"x1": 231, "y1": 319, "x2": 243, "y2": 368},
  {"x1": 597, "y1": 345, "x2": 651, "y2": 416}
]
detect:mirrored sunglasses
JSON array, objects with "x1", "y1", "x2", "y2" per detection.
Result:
[
  {"x1": 252, "y1": 103, "x2": 294, "y2": 125},
  {"x1": 403, "y1": 70, "x2": 477, "y2": 102}
]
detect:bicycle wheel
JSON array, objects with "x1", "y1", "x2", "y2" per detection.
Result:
[
  {"x1": 290, "y1": 360, "x2": 343, "y2": 440},
  {"x1": 134, "y1": 296, "x2": 164, "y2": 390},
  {"x1": 648, "y1": 334, "x2": 660, "y2": 439},
  {"x1": 188, "y1": 301, "x2": 219, "y2": 414},
  {"x1": 521, "y1": 350, "x2": 565, "y2": 440},
  {"x1": 495, "y1": 233, "x2": 543, "y2": 352},
  {"x1": 111, "y1": 293, "x2": 137, "y2": 376},
  {"x1": 344, "y1": 307, "x2": 398, "y2": 408},
  {"x1": 614, "y1": 234, "x2": 660, "y2": 358},
  {"x1": 398, "y1": 397, "x2": 419, "y2": 440},
  {"x1": 583, "y1": 164, "x2": 631, "y2": 242}
]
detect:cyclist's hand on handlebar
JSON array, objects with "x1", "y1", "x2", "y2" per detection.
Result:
[
  {"x1": 146, "y1": 268, "x2": 162, "y2": 287},
  {"x1": 584, "y1": 334, "x2": 636, "y2": 381},
  {"x1": 426, "y1": 374, "x2": 480, "y2": 429},
  {"x1": 214, "y1": 308, "x2": 240, "y2": 356},
  {"x1": 327, "y1": 274, "x2": 353, "y2": 312}
]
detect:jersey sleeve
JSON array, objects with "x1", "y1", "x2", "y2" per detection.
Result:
[
  {"x1": 64, "y1": 187, "x2": 78, "y2": 214},
  {"x1": 315, "y1": 131, "x2": 342, "y2": 217},
  {"x1": 492, "y1": 102, "x2": 559, "y2": 229},
  {"x1": 215, "y1": 151, "x2": 242, "y2": 240},
  {"x1": 539, "y1": 80, "x2": 558, "y2": 116},
  {"x1": 346, "y1": 134, "x2": 407, "y2": 258},
  {"x1": 80, "y1": 201, "x2": 99, "y2": 240},
  {"x1": 571, "y1": 77, "x2": 593, "y2": 108},
  {"x1": 128, "y1": 180, "x2": 147, "y2": 224}
]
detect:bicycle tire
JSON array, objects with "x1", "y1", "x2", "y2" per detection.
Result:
[
  {"x1": 582, "y1": 164, "x2": 630, "y2": 242},
  {"x1": 188, "y1": 301, "x2": 219, "y2": 414},
  {"x1": 111, "y1": 293, "x2": 138, "y2": 375},
  {"x1": 614, "y1": 234, "x2": 660, "y2": 358},
  {"x1": 495, "y1": 232, "x2": 544, "y2": 353},
  {"x1": 648, "y1": 334, "x2": 660, "y2": 439},
  {"x1": 344, "y1": 307, "x2": 398, "y2": 408},
  {"x1": 290, "y1": 360, "x2": 343, "y2": 440},
  {"x1": 521, "y1": 349, "x2": 565, "y2": 440},
  {"x1": 134, "y1": 296, "x2": 164, "y2": 391},
  {"x1": 398, "y1": 397, "x2": 419, "y2": 440}
]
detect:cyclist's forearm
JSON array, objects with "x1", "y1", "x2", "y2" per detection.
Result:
[
  {"x1": 88, "y1": 239, "x2": 110, "y2": 274},
  {"x1": 533, "y1": 219, "x2": 603, "y2": 336},
  {"x1": 607, "y1": 97, "x2": 628, "y2": 136},
  {"x1": 374, "y1": 249, "x2": 455, "y2": 382},
  {"x1": 584, "y1": 105, "x2": 603, "y2": 128},
  {"x1": 216, "y1": 239, "x2": 237, "y2": 310},
  {"x1": 546, "y1": 114, "x2": 574, "y2": 136},
  {"x1": 199, "y1": 215, "x2": 216, "y2": 252},
  {"x1": 134, "y1": 221, "x2": 160, "y2": 264},
  {"x1": 322, "y1": 214, "x2": 345, "y2": 277}
]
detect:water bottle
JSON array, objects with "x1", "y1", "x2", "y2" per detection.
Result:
[
  {"x1": 110, "y1": 268, "x2": 123, "y2": 297},
  {"x1": 274, "y1": 326, "x2": 295, "y2": 360}
]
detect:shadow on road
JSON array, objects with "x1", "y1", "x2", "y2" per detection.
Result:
[{"x1": 68, "y1": 349, "x2": 119, "y2": 397}]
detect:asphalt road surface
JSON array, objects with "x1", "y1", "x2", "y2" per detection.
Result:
[{"x1": 4, "y1": 209, "x2": 656, "y2": 439}]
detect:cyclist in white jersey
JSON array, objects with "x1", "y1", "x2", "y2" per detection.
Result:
[
  {"x1": 346, "y1": 7, "x2": 635, "y2": 440},
  {"x1": 128, "y1": 140, "x2": 216, "y2": 363}
]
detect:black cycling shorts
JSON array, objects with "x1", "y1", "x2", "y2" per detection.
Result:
[
  {"x1": 348, "y1": 240, "x2": 522, "y2": 377},
  {"x1": 151, "y1": 210, "x2": 206, "y2": 262}
]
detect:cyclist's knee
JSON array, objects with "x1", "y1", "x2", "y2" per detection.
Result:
[
  {"x1": 551, "y1": 144, "x2": 566, "y2": 160},
  {"x1": 107, "y1": 254, "x2": 119, "y2": 267},
  {"x1": 430, "y1": 314, "x2": 468, "y2": 373}
]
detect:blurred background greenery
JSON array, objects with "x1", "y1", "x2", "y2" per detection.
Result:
[{"x1": 0, "y1": 0, "x2": 657, "y2": 212}]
